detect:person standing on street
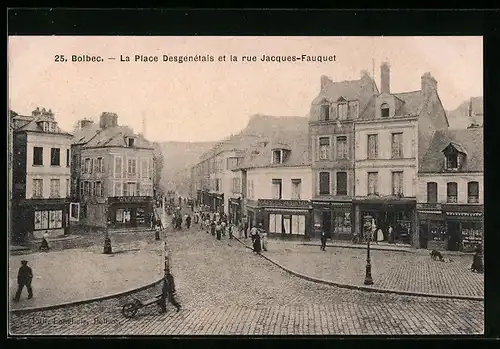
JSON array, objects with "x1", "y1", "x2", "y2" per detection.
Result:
[
  {"x1": 13, "y1": 260, "x2": 33, "y2": 302},
  {"x1": 185, "y1": 215, "x2": 191, "y2": 229},
  {"x1": 159, "y1": 268, "x2": 181, "y2": 313},
  {"x1": 320, "y1": 227, "x2": 327, "y2": 251}
]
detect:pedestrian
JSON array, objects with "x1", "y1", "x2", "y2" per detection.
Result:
[
  {"x1": 253, "y1": 231, "x2": 262, "y2": 254},
  {"x1": 243, "y1": 221, "x2": 249, "y2": 239},
  {"x1": 320, "y1": 229, "x2": 327, "y2": 251},
  {"x1": 376, "y1": 228, "x2": 384, "y2": 244},
  {"x1": 250, "y1": 225, "x2": 258, "y2": 243},
  {"x1": 39, "y1": 233, "x2": 50, "y2": 252},
  {"x1": 221, "y1": 221, "x2": 226, "y2": 236},
  {"x1": 471, "y1": 246, "x2": 484, "y2": 273},
  {"x1": 155, "y1": 224, "x2": 161, "y2": 241},
  {"x1": 216, "y1": 221, "x2": 222, "y2": 240},
  {"x1": 13, "y1": 260, "x2": 33, "y2": 302},
  {"x1": 159, "y1": 268, "x2": 181, "y2": 313},
  {"x1": 388, "y1": 225, "x2": 394, "y2": 243},
  {"x1": 260, "y1": 226, "x2": 268, "y2": 251},
  {"x1": 186, "y1": 215, "x2": 191, "y2": 229},
  {"x1": 210, "y1": 220, "x2": 216, "y2": 236}
]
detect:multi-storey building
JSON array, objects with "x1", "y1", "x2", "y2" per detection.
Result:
[
  {"x1": 417, "y1": 127, "x2": 483, "y2": 252},
  {"x1": 233, "y1": 131, "x2": 313, "y2": 237},
  {"x1": 353, "y1": 63, "x2": 449, "y2": 247},
  {"x1": 72, "y1": 112, "x2": 155, "y2": 229},
  {"x1": 11, "y1": 107, "x2": 73, "y2": 241},
  {"x1": 309, "y1": 71, "x2": 378, "y2": 239}
]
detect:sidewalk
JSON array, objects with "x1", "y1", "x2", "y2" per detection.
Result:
[
  {"x1": 240, "y1": 238, "x2": 483, "y2": 299},
  {"x1": 9, "y1": 242, "x2": 164, "y2": 311}
]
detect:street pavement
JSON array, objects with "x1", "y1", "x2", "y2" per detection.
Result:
[
  {"x1": 9, "y1": 233, "x2": 163, "y2": 310},
  {"x1": 9, "y1": 217, "x2": 484, "y2": 336},
  {"x1": 254, "y1": 240, "x2": 484, "y2": 298}
]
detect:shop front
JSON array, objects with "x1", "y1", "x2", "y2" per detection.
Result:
[
  {"x1": 228, "y1": 197, "x2": 242, "y2": 224},
  {"x1": 13, "y1": 198, "x2": 70, "y2": 241},
  {"x1": 442, "y1": 204, "x2": 483, "y2": 252},
  {"x1": 208, "y1": 192, "x2": 224, "y2": 213},
  {"x1": 353, "y1": 196, "x2": 417, "y2": 246},
  {"x1": 108, "y1": 196, "x2": 153, "y2": 229},
  {"x1": 416, "y1": 203, "x2": 446, "y2": 250},
  {"x1": 312, "y1": 201, "x2": 353, "y2": 240},
  {"x1": 257, "y1": 199, "x2": 312, "y2": 239}
]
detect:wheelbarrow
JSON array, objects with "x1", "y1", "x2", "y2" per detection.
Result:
[{"x1": 121, "y1": 294, "x2": 163, "y2": 318}]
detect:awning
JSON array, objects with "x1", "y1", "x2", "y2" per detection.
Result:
[
  {"x1": 353, "y1": 196, "x2": 416, "y2": 205},
  {"x1": 446, "y1": 212, "x2": 482, "y2": 217}
]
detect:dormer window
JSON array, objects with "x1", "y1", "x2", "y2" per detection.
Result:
[
  {"x1": 446, "y1": 153, "x2": 458, "y2": 170},
  {"x1": 443, "y1": 143, "x2": 466, "y2": 171},
  {"x1": 381, "y1": 103, "x2": 390, "y2": 118},
  {"x1": 320, "y1": 104, "x2": 330, "y2": 121},
  {"x1": 127, "y1": 137, "x2": 135, "y2": 147},
  {"x1": 272, "y1": 150, "x2": 282, "y2": 164},
  {"x1": 337, "y1": 103, "x2": 348, "y2": 120}
]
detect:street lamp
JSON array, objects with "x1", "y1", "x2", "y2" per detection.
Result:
[
  {"x1": 103, "y1": 198, "x2": 112, "y2": 254},
  {"x1": 364, "y1": 223, "x2": 374, "y2": 285}
]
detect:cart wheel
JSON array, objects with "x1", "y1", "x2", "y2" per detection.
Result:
[{"x1": 122, "y1": 302, "x2": 139, "y2": 318}]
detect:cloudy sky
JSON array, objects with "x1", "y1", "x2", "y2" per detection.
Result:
[{"x1": 8, "y1": 36, "x2": 482, "y2": 142}]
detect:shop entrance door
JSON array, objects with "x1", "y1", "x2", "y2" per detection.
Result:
[
  {"x1": 419, "y1": 223, "x2": 428, "y2": 249},
  {"x1": 447, "y1": 221, "x2": 460, "y2": 251},
  {"x1": 322, "y1": 211, "x2": 331, "y2": 238}
]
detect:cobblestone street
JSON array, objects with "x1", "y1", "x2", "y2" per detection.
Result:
[
  {"x1": 9, "y1": 221, "x2": 484, "y2": 335},
  {"x1": 255, "y1": 239, "x2": 484, "y2": 298}
]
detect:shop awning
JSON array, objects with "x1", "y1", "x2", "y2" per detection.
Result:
[
  {"x1": 446, "y1": 212, "x2": 483, "y2": 217},
  {"x1": 353, "y1": 196, "x2": 416, "y2": 205}
]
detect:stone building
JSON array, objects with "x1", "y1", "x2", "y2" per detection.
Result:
[
  {"x1": 71, "y1": 112, "x2": 155, "y2": 230},
  {"x1": 353, "y1": 63, "x2": 449, "y2": 247},
  {"x1": 11, "y1": 107, "x2": 73, "y2": 242},
  {"x1": 417, "y1": 127, "x2": 483, "y2": 252},
  {"x1": 309, "y1": 71, "x2": 378, "y2": 240}
]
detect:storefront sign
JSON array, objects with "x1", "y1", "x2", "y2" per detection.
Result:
[
  {"x1": 259, "y1": 199, "x2": 311, "y2": 209},
  {"x1": 108, "y1": 196, "x2": 152, "y2": 204}
]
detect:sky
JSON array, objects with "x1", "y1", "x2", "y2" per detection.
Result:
[{"x1": 8, "y1": 36, "x2": 483, "y2": 142}]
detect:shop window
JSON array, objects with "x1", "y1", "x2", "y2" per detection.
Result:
[
  {"x1": 50, "y1": 148, "x2": 60, "y2": 166},
  {"x1": 291, "y1": 215, "x2": 306, "y2": 235},
  {"x1": 272, "y1": 179, "x2": 282, "y2": 199},
  {"x1": 291, "y1": 179, "x2": 301, "y2": 200},
  {"x1": 336, "y1": 136, "x2": 348, "y2": 160},
  {"x1": 319, "y1": 137, "x2": 330, "y2": 160},
  {"x1": 269, "y1": 214, "x2": 283, "y2": 234},
  {"x1": 467, "y1": 181, "x2": 479, "y2": 203},
  {"x1": 33, "y1": 147, "x2": 43, "y2": 166},
  {"x1": 427, "y1": 182, "x2": 438, "y2": 203},
  {"x1": 381, "y1": 103, "x2": 390, "y2": 118},
  {"x1": 461, "y1": 222, "x2": 483, "y2": 252},
  {"x1": 320, "y1": 104, "x2": 330, "y2": 121},
  {"x1": 34, "y1": 210, "x2": 62, "y2": 230},
  {"x1": 447, "y1": 182, "x2": 458, "y2": 203},
  {"x1": 319, "y1": 172, "x2": 330, "y2": 195},
  {"x1": 333, "y1": 211, "x2": 351, "y2": 234},
  {"x1": 367, "y1": 134, "x2": 378, "y2": 159},
  {"x1": 367, "y1": 172, "x2": 378, "y2": 195},
  {"x1": 336, "y1": 172, "x2": 347, "y2": 196}
]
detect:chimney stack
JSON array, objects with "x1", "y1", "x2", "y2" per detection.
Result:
[
  {"x1": 421, "y1": 72, "x2": 438, "y2": 97},
  {"x1": 320, "y1": 75, "x2": 333, "y2": 91},
  {"x1": 380, "y1": 62, "x2": 390, "y2": 94},
  {"x1": 80, "y1": 119, "x2": 94, "y2": 129},
  {"x1": 99, "y1": 112, "x2": 119, "y2": 129}
]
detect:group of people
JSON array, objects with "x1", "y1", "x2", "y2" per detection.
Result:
[{"x1": 171, "y1": 209, "x2": 192, "y2": 231}]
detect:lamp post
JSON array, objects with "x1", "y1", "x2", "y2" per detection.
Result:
[
  {"x1": 103, "y1": 198, "x2": 112, "y2": 254},
  {"x1": 364, "y1": 223, "x2": 374, "y2": 285}
]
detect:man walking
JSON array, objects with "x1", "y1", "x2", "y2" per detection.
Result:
[
  {"x1": 159, "y1": 268, "x2": 181, "y2": 313},
  {"x1": 320, "y1": 229, "x2": 327, "y2": 251},
  {"x1": 13, "y1": 260, "x2": 33, "y2": 302}
]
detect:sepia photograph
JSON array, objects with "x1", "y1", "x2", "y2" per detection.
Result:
[{"x1": 8, "y1": 35, "x2": 483, "y2": 336}]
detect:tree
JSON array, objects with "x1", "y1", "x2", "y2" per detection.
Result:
[{"x1": 152, "y1": 142, "x2": 164, "y2": 198}]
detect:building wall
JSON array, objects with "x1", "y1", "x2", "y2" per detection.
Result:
[
  {"x1": 417, "y1": 173, "x2": 484, "y2": 204},
  {"x1": 354, "y1": 119, "x2": 417, "y2": 197},
  {"x1": 246, "y1": 166, "x2": 312, "y2": 201},
  {"x1": 25, "y1": 132, "x2": 72, "y2": 199}
]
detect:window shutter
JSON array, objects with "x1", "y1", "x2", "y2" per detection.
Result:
[
  {"x1": 315, "y1": 137, "x2": 320, "y2": 161},
  {"x1": 329, "y1": 136, "x2": 334, "y2": 160}
]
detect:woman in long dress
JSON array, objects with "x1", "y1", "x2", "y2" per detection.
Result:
[
  {"x1": 376, "y1": 228, "x2": 384, "y2": 244},
  {"x1": 253, "y1": 232, "x2": 262, "y2": 253}
]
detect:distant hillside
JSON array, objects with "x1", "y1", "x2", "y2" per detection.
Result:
[{"x1": 446, "y1": 96, "x2": 483, "y2": 129}]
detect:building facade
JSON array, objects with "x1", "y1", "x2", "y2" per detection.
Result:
[
  {"x1": 353, "y1": 64, "x2": 449, "y2": 247},
  {"x1": 309, "y1": 72, "x2": 378, "y2": 239},
  {"x1": 417, "y1": 127, "x2": 483, "y2": 252},
  {"x1": 72, "y1": 112, "x2": 155, "y2": 229},
  {"x1": 11, "y1": 108, "x2": 73, "y2": 241}
]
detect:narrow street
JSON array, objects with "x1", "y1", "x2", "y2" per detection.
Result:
[{"x1": 10, "y1": 218, "x2": 484, "y2": 335}]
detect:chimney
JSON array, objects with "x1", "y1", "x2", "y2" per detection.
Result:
[
  {"x1": 99, "y1": 112, "x2": 119, "y2": 129},
  {"x1": 380, "y1": 62, "x2": 390, "y2": 94},
  {"x1": 421, "y1": 72, "x2": 438, "y2": 97},
  {"x1": 320, "y1": 75, "x2": 332, "y2": 91},
  {"x1": 80, "y1": 119, "x2": 94, "y2": 129}
]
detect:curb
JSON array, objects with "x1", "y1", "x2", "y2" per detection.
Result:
[
  {"x1": 9, "y1": 278, "x2": 163, "y2": 315},
  {"x1": 234, "y1": 237, "x2": 483, "y2": 302},
  {"x1": 301, "y1": 242, "x2": 413, "y2": 253}
]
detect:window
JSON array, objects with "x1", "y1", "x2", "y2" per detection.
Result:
[
  {"x1": 291, "y1": 179, "x2": 302, "y2": 200},
  {"x1": 320, "y1": 104, "x2": 330, "y2": 121},
  {"x1": 127, "y1": 182, "x2": 135, "y2": 196},
  {"x1": 48, "y1": 210, "x2": 63, "y2": 229},
  {"x1": 368, "y1": 172, "x2": 378, "y2": 195},
  {"x1": 338, "y1": 103, "x2": 348, "y2": 120},
  {"x1": 96, "y1": 157, "x2": 104, "y2": 173},
  {"x1": 115, "y1": 157, "x2": 122, "y2": 178},
  {"x1": 272, "y1": 150, "x2": 282, "y2": 164},
  {"x1": 272, "y1": 179, "x2": 282, "y2": 200},
  {"x1": 84, "y1": 158, "x2": 91, "y2": 174},
  {"x1": 348, "y1": 101, "x2": 359, "y2": 119},
  {"x1": 42, "y1": 122, "x2": 49, "y2": 132},
  {"x1": 336, "y1": 172, "x2": 348, "y2": 196},
  {"x1": 92, "y1": 182, "x2": 96, "y2": 196},
  {"x1": 50, "y1": 148, "x2": 60, "y2": 166},
  {"x1": 66, "y1": 149, "x2": 70, "y2": 167},
  {"x1": 392, "y1": 171, "x2": 404, "y2": 196},
  {"x1": 84, "y1": 181, "x2": 90, "y2": 196},
  {"x1": 446, "y1": 154, "x2": 458, "y2": 170},
  {"x1": 291, "y1": 215, "x2": 306, "y2": 235},
  {"x1": 215, "y1": 179, "x2": 220, "y2": 192},
  {"x1": 50, "y1": 179, "x2": 60, "y2": 198},
  {"x1": 95, "y1": 181, "x2": 102, "y2": 196},
  {"x1": 66, "y1": 179, "x2": 70, "y2": 197},
  {"x1": 33, "y1": 147, "x2": 43, "y2": 166},
  {"x1": 49, "y1": 122, "x2": 56, "y2": 133},
  {"x1": 127, "y1": 158, "x2": 137, "y2": 177},
  {"x1": 114, "y1": 181, "x2": 123, "y2": 197},
  {"x1": 468, "y1": 181, "x2": 479, "y2": 203},
  {"x1": 381, "y1": 103, "x2": 390, "y2": 118},
  {"x1": 391, "y1": 133, "x2": 404, "y2": 158},
  {"x1": 34, "y1": 210, "x2": 62, "y2": 230},
  {"x1": 141, "y1": 159, "x2": 149, "y2": 179},
  {"x1": 319, "y1": 172, "x2": 330, "y2": 195},
  {"x1": 336, "y1": 136, "x2": 348, "y2": 159},
  {"x1": 367, "y1": 134, "x2": 378, "y2": 159},
  {"x1": 427, "y1": 182, "x2": 438, "y2": 203},
  {"x1": 447, "y1": 182, "x2": 458, "y2": 203},
  {"x1": 269, "y1": 214, "x2": 283, "y2": 234},
  {"x1": 33, "y1": 179, "x2": 43, "y2": 198},
  {"x1": 136, "y1": 182, "x2": 141, "y2": 196},
  {"x1": 79, "y1": 180, "x2": 84, "y2": 197},
  {"x1": 128, "y1": 138, "x2": 135, "y2": 147},
  {"x1": 319, "y1": 137, "x2": 330, "y2": 160}
]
